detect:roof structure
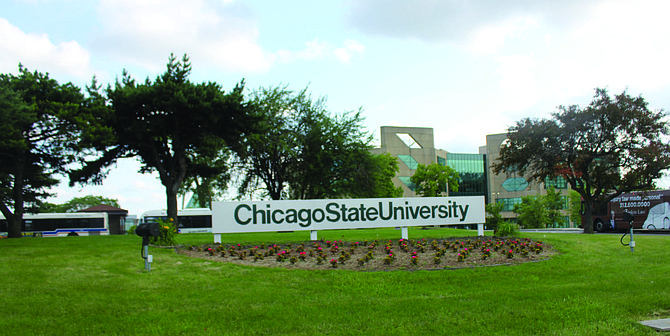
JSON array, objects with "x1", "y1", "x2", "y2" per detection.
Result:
[{"x1": 78, "y1": 205, "x2": 128, "y2": 215}]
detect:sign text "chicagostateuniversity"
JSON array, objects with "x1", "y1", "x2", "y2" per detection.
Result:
[
  {"x1": 212, "y1": 197, "x2": 486, "y2": 234},
  {"x1": 235, "y1": 200, "x2": 470, "y2": 228}
]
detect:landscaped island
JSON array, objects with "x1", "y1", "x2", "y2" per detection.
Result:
[{"x1": 178, "y1": 237, "x2": 555, "y2": 271}]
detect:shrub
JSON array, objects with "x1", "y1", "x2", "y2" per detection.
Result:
[
  {"x1": 149, "y1": 218, "x2": 177, "y2": 246},
  {"x1": 495, "y1": 222, "x2": 520, "y2": 237}
]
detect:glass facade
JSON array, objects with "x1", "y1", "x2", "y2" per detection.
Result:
[
  {"x1": 446, "y1": 153, "x2": 488, "y2": 199},
  {"x1": 397, "y1": 155, "x2": 419, "y2": 170},
  {"x1": 497, "y1": 197, "x2": 522, "y2": 212},
  {"x1": 396, "y1": 133, "x2": 422, "y2": 148},
  {"x1": 502, "y1": 177, "x2": 528, "y2": 192},
  {"x1": 545, "y1": 176, "x2": 568, "y2": 189},
  {"x1": 398, "y1": 177, "x2": 416, "y2": 191}
]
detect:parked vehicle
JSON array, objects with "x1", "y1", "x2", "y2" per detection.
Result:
[
  {"x1": 139, "y1": 208, "x2": 212, "y2": 233},
  {"x1": 0, "y1": 212, "x2": 109, "y2": 237},
  {"x1": 583, "y1": 190, "x2": 670, "y2": 232}
]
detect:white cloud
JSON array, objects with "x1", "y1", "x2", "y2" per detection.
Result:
[
  {"x1": 95, "y1": 0, "x2": 275, "y2": 73},
  {"x1": 0, "y1": 18, "x2": 91, "y2": 78},
  {"x1": 345, "y1": 0, "x2": 590, "y2": 44},
  {"x1": 467, "y1": 16, "x2": 539, "y2": 55},
  {"x1": 276, "y1": 38, "x2": 364, "y2": 64},
  {"x1": 335, "y1": 39, "x2": 365, "y2": 63}
]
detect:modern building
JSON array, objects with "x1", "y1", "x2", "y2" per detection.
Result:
[
  {"x1": 370, "y1": 126, "x2": 447, "y2": 197},
  {"x1": 482, "y1": 133, "x2": 573, "y2": 227},
  {"x1": 372, "y1": 127, "x2": 574, "y2": 228}
]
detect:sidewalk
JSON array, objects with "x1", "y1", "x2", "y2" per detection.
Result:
[{"x1": 520, "y1": 228, "x2": 583, "y2": 233}]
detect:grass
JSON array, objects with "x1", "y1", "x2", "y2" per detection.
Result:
[{"x1": 0, "y1": 227, "x2": 669, "y2": 335}]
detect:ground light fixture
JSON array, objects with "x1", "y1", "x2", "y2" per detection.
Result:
[
  {"x1": 621, "y1": 211, "x2": 635, "y2": 252},
  {"x1": 135, "y1": 223, "x2": 160, "y2": 271}
]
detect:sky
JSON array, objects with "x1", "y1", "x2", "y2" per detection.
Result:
[{"x1": 3, "y1": 0, "x2": 670, "y2": 216}]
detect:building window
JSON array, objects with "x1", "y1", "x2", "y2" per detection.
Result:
[
  {"x1": 397, "y1": 155, "x2": 419, "y2": 170},
  {"x1": 561, "y1": 196, "x2": 570, "y2": 210},
  {"x1": 398, "y1": 177, "x2": 416, "y2": 191},
  {"x1": 445, "y1": 153, "x2": 488, "y2": 198},
  {"x1": 497, "y1": 197, "x2": 522, "y2": 212},
  {"x1": 396, "y1": 133, "x2": 422, "y2": 148},
  {"x1": 545, "y1": 176, "x2": 568, "y2": 189},
  {"x1": 437, "y1": 156, "x2": 446, "y2": 166},
  {"x1": 502, "y1": 177, "x2": 528, "y2": 192}
]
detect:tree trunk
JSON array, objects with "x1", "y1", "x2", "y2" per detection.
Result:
[
  {"x1": 166, "y1": 181, "x2": 179, "y2": 229},
  {"x1": 6, "y1": 155, "x2": 26, "y2": 238},
  {"x1": 582, "y1": 200, "x2": 594, "y2": 234},
  {"x1": 5, "y1": 213, "x2": 22, "y2": 238}
]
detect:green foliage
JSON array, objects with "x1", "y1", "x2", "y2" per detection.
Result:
[
  {"x1": 493, "y1": 88, "x2": 670, "y2": 233},
  {"x1": 495, "y1": 222, "x2": 520, "y2": 236},
  {"x1": 512, "y1": 189, "x2": 565, "y2": 229},
  {"x1": 241, "y1": 85, "x2": 398, "y2": 200},
  {"x1": 69, "y1": 54, "x2": 254, "y2": 222},
  {"x1": 543, "y1": 188, "x2": 566, "y2": 228},
  {"x1": 485, "y1": 202, "x2": 505, "y2": 231},
  {"x1": 149, "y1": 218, "x2": 177, "y2": 246},
  {"x1": 39, "y1": 195, "x2": 120, "y2": 213},
  {"x1": 569, "y1": 190, "x2": 583, "y2": 225},
  {"x1": 513, "y1": 195, "x2": 547, "y2": 229},
  {"x1": 0, "y1": 65, "x2": 95, "y2": 237},
  {"x1": 364, "y1": 153, "x2": 404, "y2": 198},
  {"x1": 410, "y1": 163, "x2": 460, "y2": 197},
  {"x1": 179, "y1": 139, "x2": 232, "y2": 208}
]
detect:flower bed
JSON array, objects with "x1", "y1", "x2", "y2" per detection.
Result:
[{"x1": 177, "y1": 237, "x2": 555, "y2": 271}]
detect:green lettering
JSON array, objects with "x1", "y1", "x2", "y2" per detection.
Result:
[
  {"x1": 326, "y1": 203, "x2": 340, "y2": 222},
  {"x1": 379, "y1": 202, "x2": 393, "y2": 220},
  {"x1": 347, "y1": 207, "x2": 360, "y2": 221},
  {"x1": 359, "y1": 204, "x2": 367, "y2": 221},
  {"x1": 313, "y1": 209, "x2": 325, "y2": 223},
  {"x1": 419, "y1": 206, "x2": 431, "y2": 219},
  {"x1": 340, "y1": 204, "x2": 349, "y2": 222},
  {"x1": 438, "y1": 205, "x2": 448, "y2": 218},
  {"x1": 459, "y1": 205, "x2": 470, "y2": 222},
  {"x1": 366, "y1": 207, "x2": 378, "y2": 221},
  {"x1": 285, "y1": 209, "x2": 297, "y2": 223},
  {"x1": 272, "y1": 209, "x2": 284, "y2": 224},
  {"x1": 234, "y1": 204, "x2": 251, "y2": 225},
  {"x1": 409, "y1": 205, "x2": 420, "y2": 219},
  {"x1": 298, "y1": 209, "x2": 311, "y2": 227}
]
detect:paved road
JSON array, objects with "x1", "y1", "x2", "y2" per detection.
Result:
[{"x1": 520, "y1": 228, "x2": 670, "y2": 235}]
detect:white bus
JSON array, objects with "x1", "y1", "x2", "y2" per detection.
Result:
[
  {"x1": 0, "y1": 212, "x2": 109, "y2": 237},
  {"x1": 139, "y1": 208, "x2": 212, "y2": 233}
]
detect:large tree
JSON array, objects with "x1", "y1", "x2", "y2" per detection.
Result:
[
  {"x1": 410, "y1": 163, "x2": 460, "y2": 197},
  {"x1": 240, "y1": 85, "x2": 401, "y2": 200},
  {"x1": 492, "y1": 88, "x2": 670, "y2": 233},
  {"x1": 70, "y1": 54, "x2": 253, "y2": 222},
  {"x1": 0, "y1": 66, "x2": 93, "y2": 237},
  {"x1": 39, "y1": 195, "x2": 120, "y2": 213},
  {"x1": 237, "y1": 85, "x2": 306, "y2": 200},
  {"x1": 178, "y1": 141, "x2": 233, "y2": 208}
]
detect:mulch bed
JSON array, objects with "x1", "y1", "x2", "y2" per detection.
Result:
[{"x1": 175, "y1": 237, "x2": 556, "y2": 271}]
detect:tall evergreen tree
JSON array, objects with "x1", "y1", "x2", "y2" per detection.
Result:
[
  {"x1": 70, "y1": 54, "x2": 254, "y2": 223},
  {"x1": 0, "y1": 66, "x2": 93, "y2": 237}
]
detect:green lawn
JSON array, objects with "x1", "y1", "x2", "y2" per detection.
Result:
[{"x1": 0, "y1": 228, "x2": 668, "y2": 335}]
